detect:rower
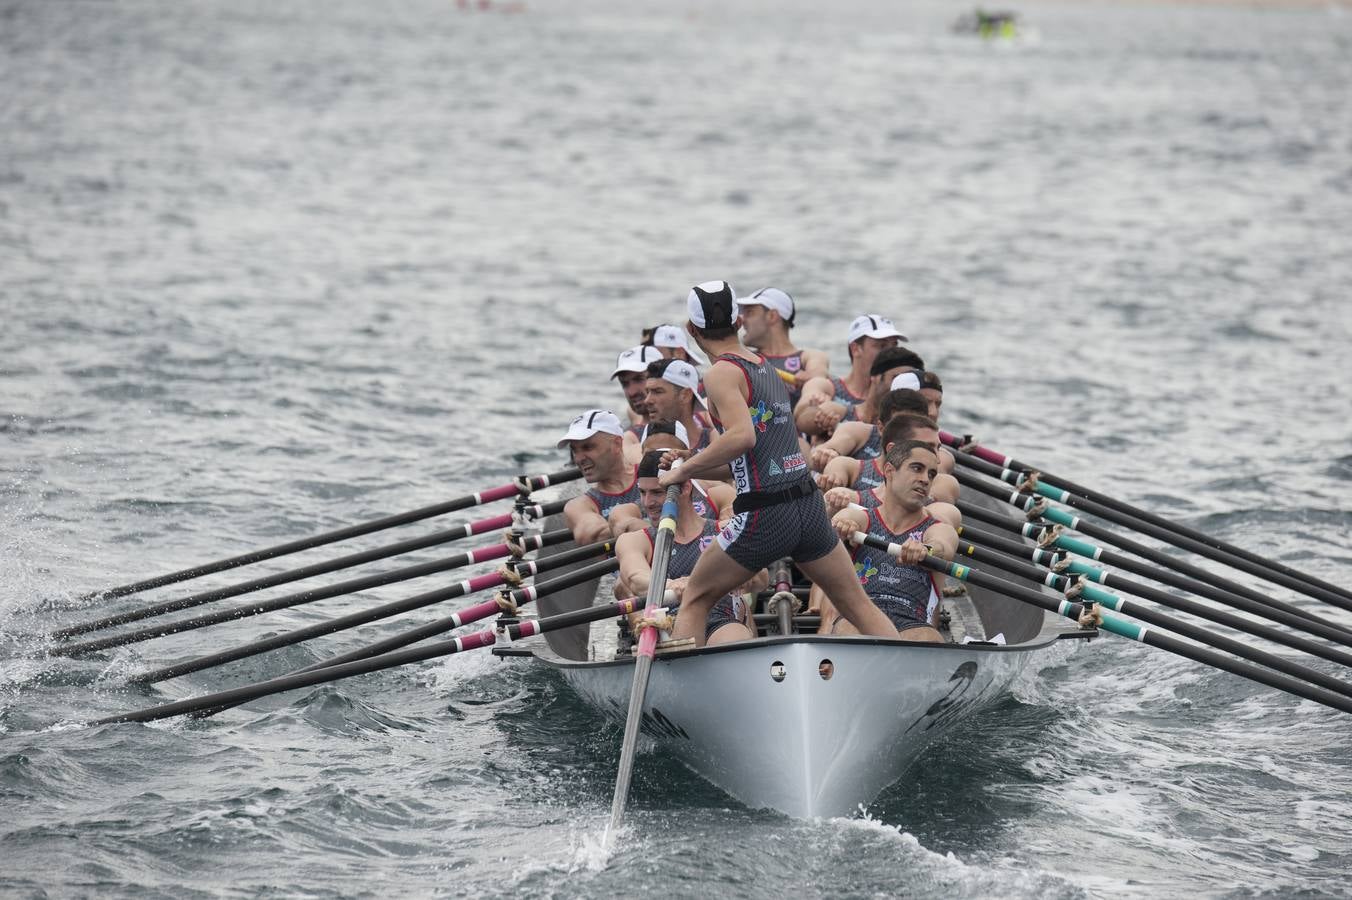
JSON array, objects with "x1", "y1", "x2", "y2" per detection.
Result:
[
  {"x1": 809, "y1": 382, "x2": 930, "y2": 470},
  {"x1": 796, "y1": 346, "x2": 925, "y2": 439},
  {"x1": 799, "y1": 314, "x2": 907, "y2": 409},
  {"x1": 819, "y1": 413, "x2": 960, "y2": 511},
  {"x1": 644, "y1": 358, "x2": 713, "y2": 453},
  {"x1": 612, "y1": 344, "x2": 663, "y2": 466},
  {"x1": 649, "y1": 323, "x2": 705, "y2": 365},
  {"x1": 614, "y1": 451, "x2": 756, "y2": 645},
  {"x1": 632, "y1": 422, "x2": 736, "y2": 523},
  {"x1": 737, "y1": 287, "x2": 828, "y2": 408},
  {"x1": 556, "y1": 409, "x2": 646, "y2": 544},
  {"x1": 658, "y1": 280, "x2": 900, "y2": 646},
  {"x1": 822, "y1": 440, "x2": 958, "y2": 641}
]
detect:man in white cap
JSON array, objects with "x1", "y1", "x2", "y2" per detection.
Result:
[
  {"x1": 656, "y1": 280, "x2": 899, "y2": 646},
  {"x1": 557, "y1": 409, "x2": 646, "y2": 545},
  {"x1": 799, "y1": 314, "x2": 907, "y2": 410},
  {"x1": 611, "y1": 345, "x2": 663, "y2": 429},
  {"x1": 643, "y1": 357, "x2": 714, "y2": 454},
  {"x1": 649, "y1": 323, "x2": 704, "y2": 365},
  {"x1": 738, "y1": 286, "x2": 828, "y2": 408}
]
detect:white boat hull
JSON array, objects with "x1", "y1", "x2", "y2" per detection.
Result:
[{"x1": 535, "y1": 635, "x2": 1055, "y2": 818}]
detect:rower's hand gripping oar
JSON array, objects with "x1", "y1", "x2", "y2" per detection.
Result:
[{"x1": 605, "y1": 460, "x2": 683, "y2": 849}]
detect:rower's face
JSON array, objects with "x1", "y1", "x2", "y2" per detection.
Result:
[
  {"x1": 637, "y1": 476, "x2": 666, "y2": 522},
  {"x1": 616, "y1": 372, "x2": 648, "y2": 415},
  {"x1": 854, "y1": 336, "x2": 900, "y2": 371},
  {"x1": 921, "y1": 388, "x2": 942, "y2": 422},
  {"x1": 885, "y1": 448, "x2": 939, "y2": 510},
  {"x1": 656, "y1": 346, "x2": 690, "y2": 362},
  {"x1": 568, "y1": 434, "x2": 619, "y2": 482},
  {"x1": 873, "y1": 365, "x2": 915, "y2": 402},
  {"x1": 643, "y1": 378, "x2": 682, "y2": 424},
  {"x1": 739, "y1": 305, "x2": 770, "y2": 344}
]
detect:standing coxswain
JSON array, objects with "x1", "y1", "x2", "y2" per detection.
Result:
[{"x1": 657, "y1": 280, "x2": 900, "y2": 646}]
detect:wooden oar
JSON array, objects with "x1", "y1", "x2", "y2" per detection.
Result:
[
  {"x1": 188, "y1": 541, "x2": 617, "y2": 719},
  {"x1": 605, "y1": 468, "x2": 682, "y2": 848},
  {"x1": 53, "y1": 529, "x2": 574, "y2": 657},
  {"x1": 52, "y1": 500, "x2": 567, "y2": 641},
  {"x1": 70, "y1": 467, "x2": 580, "y2": 604},
  {"x1": 853, "y1": 533, "x2": 1352, "y2": 716},
  {"x1": 957, "y1": 522, "x2": 1352, "y2": 659},
  {"x1": 941, "y1": 431, "x2": 1352, "y2": 607},
  {"x1": 950, "y1": 534, "x2": 1352, "y2": 697},
  {"x1": 93, "y1": 593, "x2": 652, "y2": 727},
  {"x1": 954, "y1": 471, "x2": 1350, "y2": 634},
  {"x1": 127, "y1": 557, "x2": 619, "y2": 685},
  {"x1": 948, "y1": 444, "x2": 1352, "y2": 612}
]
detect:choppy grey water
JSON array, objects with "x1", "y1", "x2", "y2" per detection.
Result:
[{"x1": 3, "y1": 0, "x2": 1351, "y2": 896}]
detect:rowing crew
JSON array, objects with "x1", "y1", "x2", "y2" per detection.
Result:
[{"x1": 557, "y1": 280, "x2": 961, "y2": 646}]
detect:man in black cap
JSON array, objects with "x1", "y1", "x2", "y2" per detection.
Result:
[{"x1": 657, "y1": 280, "x2": 899, "y2": 646}]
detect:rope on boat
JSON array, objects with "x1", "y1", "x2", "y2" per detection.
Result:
[
  {"x1": 1015, "y1": 470, "x2": 1042, "y2": 493},
  {"x1": 494, "y1": 590, "x2": 519, "y2": 616},
  {"x1": 495, "y1": 564, "x2": 524, "y2": 587}
]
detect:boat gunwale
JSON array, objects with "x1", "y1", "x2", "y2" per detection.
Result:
[{"x1": 525, "y1": 629, "x2": 1079, "y2": 670}]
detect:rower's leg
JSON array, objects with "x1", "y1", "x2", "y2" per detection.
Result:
[
  {"x1": 672, "y1": 543, "x2": 756, "y2": 647},
  {"x1": 707, "y1": 622, "x2": 754, "y2": 645},
  {"x1": 796, "y1": 544, "x2": 901, "y2": 639},
  {"x1": 810, "y1": 584, "x2": 837, "y2": 635}
]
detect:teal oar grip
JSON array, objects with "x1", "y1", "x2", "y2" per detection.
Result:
[{"x1": 1052, "y1": 534, "x2": 1100, "y2": 559}]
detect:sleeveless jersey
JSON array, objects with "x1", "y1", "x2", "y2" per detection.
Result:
[
  {"x1": 646, "y1": 517, "x2": 721, "y2": 579},
  {"x1": 762, "y1": 352, "x2": 805, "y2": 408},
  {"x1": 690, "y1": 480, "x2": 720, "y2": 521},
  {"x1": 585, "y1": 468, "x2": 640, "y2": 519},
  {"x1": 856, "y1": 485, "x2": 884, "y2": 509},
  {"x1": 830, "y1": 374, "x2": 865, "y2": 406},
  {"x1": 712, "y1": 353, "x2": 808, "y2": 495},
  {"x1": 851, "y1": 458, "x2": 887, "y2": 494},
  {"x1": 852, "y1": 425, "x2": 883, "y2": 461},
  {"x1": 852, "y1": 509, "x2": 942, "y2": 622}
]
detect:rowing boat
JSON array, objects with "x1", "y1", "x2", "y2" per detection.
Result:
[{"x1": 499, "y1": 489, "x2": 1091, "y2": 818}]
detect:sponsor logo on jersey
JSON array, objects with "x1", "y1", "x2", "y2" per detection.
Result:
[
  {"x1": 766, "y1": 460, "x2": 783, "y2": 476},
  {"x1": 854, "y1": 557, "x2": 879, "y2": 585},
  {"x1": 782, "y1": 452, "x2": 806, "y2": 472},
  {"x1": 784, "y1": 355, "x2": 802, "y2": 372},
  {"x1": 749, "y1": 401, "x2": 773, "y2": 433},
  {"x1": 698, "y1": 535, "x2": 714, "y2": 552}
]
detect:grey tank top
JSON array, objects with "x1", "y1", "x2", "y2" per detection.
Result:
[
  {"x1": 713, "y1": 353, "x2": 809, "y2": 495},
  {"x1": 853, "y1": 425, "x2": 883, "y2": 461},
  {"x1": 646, "y1": 518, "x2": 720, "y2": 579},
  {"x1": 851, "y1": 458, "x2": 886, "y2": 494},
  {"x1": 830, "y1": 374, "x2": 865, "y2": 406},
  {"x1": 852, "y1": 510, "x2": 941, "y2": 614},
  {"x1": 585, "y1": 468, "x2": 640, "y2": 519}
]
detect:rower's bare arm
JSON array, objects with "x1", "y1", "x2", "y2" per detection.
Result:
[
  {"x1": 931, "y1": 472, "x2": 960, "y2": 504},
  {"x1": 927, "y1": 522, "x2": 959, "y2": 562},
  {"x1": 614, "y1": 530, "x2": 653, "y2": 599},
  {"x1": 831, "y1": 506, "x2": 869, "y2": 542},
  {"x1": 608, "y1": 504, "x2": 648, "y2": 539},
  {"x1": 563, "y1": 496, "x2": 610, "y2": 546},
  {"x1": 706, "y1": 480, "x2": 736, "y2": 522},
  {"x1": 797, "y1": 349, "x2": 829, "y2": 384},
  {"x1": 822, "y1": 486, "x2": 861, "y2": 515},
  {"x1": 797, "y1": 375, "x2": 835, "y2": 409},
  {"x1": 938, "y1": 446, "x2": 956, "y2": 474},
  {"x1": 924, "y1": 501, "x2": 962, "y2": 530},
  {"x1": 664, "y1": 362, "x2": 754, "y2": 482},
  {"x1": 820, "y1": 455, "x2": 861, "y2": 489},
  {"x1": 811, "y1": 421, "x2": 869, "y2": 469}
]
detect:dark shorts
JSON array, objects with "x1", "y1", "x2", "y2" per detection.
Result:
[
  {"x1": 705, "y1": 594, "x2": 746, "y2": 639},
  {"x1": 875, "y1": 595, "x2": 929, "y2": 630},
  {"x1": 717, "y1": 490, "x2": 838, "y2": 572}
]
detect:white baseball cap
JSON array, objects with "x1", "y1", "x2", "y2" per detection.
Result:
[
  {"x1": 656, "y1": 359, "x2": 701, "y2": 391},
  {"x1": 556, "y1": 409, "x2": 625, "y2": 448},
  {"x1": 740, "y1": 287, "x2": 795, "y2": 323},
  {"x1": 610, "y1": 345, "x2": 663, "y2": 378},
  {"x1": 639, "y1": 419, "x2": 690, "y2": 448},
  {"x1": 687, "y1": 281, "x2": 738, "y2": 329},
  {"x1": 848, "y1": 314, "x2": 908, "y2": 344},
  {"x1": 890, "y1": 371, "x2": 922, "y2": 392},
  {"x1": 651, "y1": 322, "x2": 706, "y2": 364}
]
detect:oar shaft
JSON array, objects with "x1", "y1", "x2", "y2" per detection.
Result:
[
  {"x1": 92, "y1": 630, "x2": 499, "y2": 726},
  {"x1": 508, "y1": 597, "x2": 645, "y2": 640},
  {"x1": 190, "y1": 547, "x2": 614, "y2": 720},
  {"x1": 53, "y1": 530, "x2": 573, "y2": 657},
  {"x1": 958, "y1": 522, "x2": 1352, "y2": 656},
  {"x1": 76, "y1": 467, "x2": 580, "y2": 603},
  {"x1": 952, "y1": 538, "x2": 1352, "y2": 699},
  {"x1": 942, "y1": 431, "x2": 1352, "y2": 605},
  {"x1": 954, "y1": 471, "x2": 1346, "y2": 633},
  {"x1": 953, "y1": 448, "x2": 1352, "y2": 612},
  {"x1": 893, "y1": 541, "x2": 1352, "y2": 717},
  {"x1": 607, "y1": 477, "x2": 682, "y2": 845},
  {"x1": 56, "y1": 500, "x2": 566, "y2": 637}
]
